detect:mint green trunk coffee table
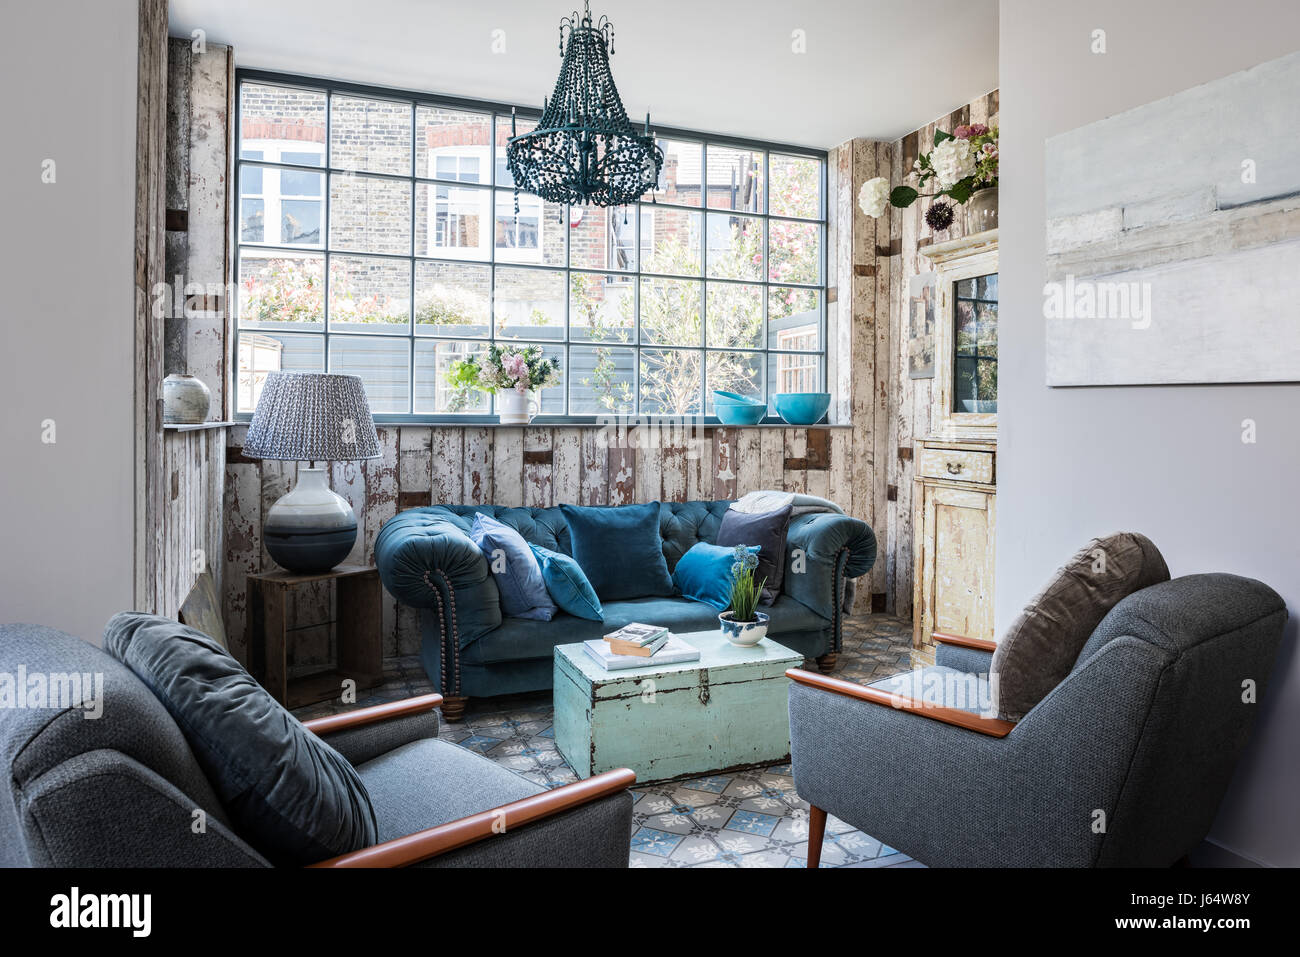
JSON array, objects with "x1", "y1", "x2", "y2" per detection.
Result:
[{"x1": 552, "y1": 630, "x2": 804, "y2": 785}]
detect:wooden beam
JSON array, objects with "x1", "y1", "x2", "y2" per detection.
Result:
[{"x1": 303, "y1": 693, "x2": 444, "y2": 736}]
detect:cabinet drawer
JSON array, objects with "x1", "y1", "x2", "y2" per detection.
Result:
[{"x1": 918, "y1": 447, "x2": 994, "y2": 484}]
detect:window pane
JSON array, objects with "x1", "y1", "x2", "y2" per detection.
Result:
[
  {"x1": 328, "y1": 255, "x2": 411, "y2": 333},
  {"x1": 570, "y1": 273, "x2": 634, "y2": 343},
  {"x1": 640, "y1": 349, "x2": 702, "y2": 414},
  {"x1": 330, "y1": 95, "x2": 412, "y2": 175},
  {"x1": 769, "y1": 287, "x2": 820, "y2": 349},
  {"x1": 415, "y1": 261, "x2": 490, "y2": 337},
  {"x1": 496, "y1": 114, "x2": 536, "y2": 188},
  {"x1": 769, "y1": 153, "x2": 820, "y2": 218},
  {"x1": 496, "y1": 191, "x2": 563, "y2": 266},
  {"x1": 238, "y1": 253, "x2": 324, "y2": 330},
  {"x1": 570, "y1": 345, "x2": 635, "y2": 414},
  {"x1": 415, "y1": 107, "x2": 491, "y2": 179},
  {"x1": 415, "y1": 181, "x2": 489, "y2": 259},
  {"x1": 705, "y1": 145, "x2": 764, "y2": 212},
  {"x1": 639, "y1": 278, "x2": 701, "y2": 346},
  {"x1": 240, "y1": 199, "x2": 265, "y2": 242},
  {"x1": 523, "y1": 342, "x2": 565, "y2": 414},
  {"x1": 641, "y1": 207, "x2": 701, "y2": 276},
  {"x1": 768, "y1": 219, "x2": 820, "y2": 285},
  {"x1": 281, "y1": 198, "x2": 323, "y2": 246},
  {"x1": 414, "y1": 340, "x2": 491, "y2": 414},
  {"x1": 650, "y1": 138, "x2": 702, "y2": 206},
  {"x1": 329, "y1": 174, "x2": 412, "y2": 255},
  {"x1": 768, "y1": 351, "x2": 821, "y2": 395},
  {"x1": 706, "y1": 283, "x2": 763, "y2": 348},
  {"x1": 236, "y1": 332, "x2": 324, "y2": 413},
  {"x1": 706, "y1": 212, "x2": 763, "y2": 281},
  {"x1": 494, "y1": 267, "x2": 564, "y2": 340},
  {"x1": 239, "y1": 84, "x2": 326, "y2": 165},
  {"x1": 569, "y1": 205, "x2": 640, "y2": 271},
  {"x1": 329, "y1": 336, "x2": 411, "y2": 414},
  {"x1": 707, "y1": 352, "x2": 763, "y2": 410}
]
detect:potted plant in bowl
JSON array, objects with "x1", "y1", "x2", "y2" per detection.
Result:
[
  {"x1": 719, "y1": 546, "x2": 769, "y2": 647},
  {"x1": 448, "y1": 344, "x2": 561, "y2": 424}
]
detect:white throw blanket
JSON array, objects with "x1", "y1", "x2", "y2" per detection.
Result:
[{"x1": 729, "y1": 491, "x2": 858, "y2": 614}]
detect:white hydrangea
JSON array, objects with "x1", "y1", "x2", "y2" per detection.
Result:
[
  {"x1": 857, "y1": 176, "x2": 890, "y2": 218},
  {"x1": 929, "y1": 137, "x2": 977, "y2": 189}
]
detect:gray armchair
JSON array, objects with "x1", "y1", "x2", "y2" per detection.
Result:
[
  {"x1": 0, "y1": 623, "x2": 632, "y2": 867},
  {"x1": 788, "y1": 573, "x2": 1288, "y2": 867}
]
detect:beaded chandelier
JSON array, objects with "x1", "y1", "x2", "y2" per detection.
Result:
[{"x1": 506, "y1": 2, "x2": 664, "y2": 208}]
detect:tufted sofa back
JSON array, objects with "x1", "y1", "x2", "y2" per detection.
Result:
[{"x1": 424, "y1": 501, "x2": 734, "y2": 573}]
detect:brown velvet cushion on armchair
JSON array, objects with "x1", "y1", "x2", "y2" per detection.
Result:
[{"x1": 990, "y1": 532, "x2": 1170, "y2": 720}]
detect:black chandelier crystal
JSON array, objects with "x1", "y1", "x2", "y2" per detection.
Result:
[{"x1": 506, "y1": 2, "x2": 664, "y2": 208}]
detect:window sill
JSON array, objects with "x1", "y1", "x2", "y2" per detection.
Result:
[{"x1": 231, "y1": 415, "x2": 852, "y2": 430}]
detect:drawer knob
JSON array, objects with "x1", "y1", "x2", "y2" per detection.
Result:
[{"x1": 946, "y1": 462, "x2": 964, "y2": 474}]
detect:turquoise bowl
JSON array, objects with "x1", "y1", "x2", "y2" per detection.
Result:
[
  {"x1": 712, "y1": 391, "x2": 767, "y2": 425},
  {"x1": 772, "y1": 392, "x2": 831, "y2": 425}
]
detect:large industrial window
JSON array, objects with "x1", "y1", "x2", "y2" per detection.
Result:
[{"x1": 234, "y1": 71, "x2": 827, "y2": 420}]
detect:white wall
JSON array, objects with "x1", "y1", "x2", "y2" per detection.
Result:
[
  {"x1": 0, "y1": 0, "x2": 139, "y2": 640},
  {"x1": 1000, "y1": 0, "x2": 1300, "y2": 866}
]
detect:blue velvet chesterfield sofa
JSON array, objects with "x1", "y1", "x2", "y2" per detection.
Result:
[{"x1": 377, "y1": 500, "x2": 876, "y2": 720}]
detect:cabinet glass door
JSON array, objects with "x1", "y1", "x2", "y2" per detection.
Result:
[{"x1": 952, "y1": 273, "x2": 997, "y2": 414}]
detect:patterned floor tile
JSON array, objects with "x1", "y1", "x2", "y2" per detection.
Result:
[{"x1": 294, "y1": 613, "x2": 919, "y2": 868}]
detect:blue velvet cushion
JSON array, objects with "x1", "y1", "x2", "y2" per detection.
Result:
[
  {"x1": 673, "y1": 542, "x2": 761, "y2": 611},
  {"x1": 529, "y1": 543, "x2": 604, "y2": 621},
  {"x1": 559, "y1": 502, "x2": 675, "y2": 601},
  {"x1": 470, "y1": 512, "x2": 557, "y2": 621},
  {"x1": 103, "y1": 612, "x2": 377, "y2": 866}
]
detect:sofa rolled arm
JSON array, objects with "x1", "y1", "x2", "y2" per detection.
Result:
[
  {"x1": 375, "y1": 508, "x2": 502, "y2": 645},
  {"x1": 781, "y1": 513, "x2": 876, "y2": 620}
]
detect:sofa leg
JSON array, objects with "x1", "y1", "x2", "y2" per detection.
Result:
[
  {"x1": 807, "y1": 805, "x2": 827, "y2": 869},
  {"x1": 815, "y1": 652, "x2": 838, "y2": 674},
  {"x1": 441, "y1": 695, "x2": 469, "y2": 723}
]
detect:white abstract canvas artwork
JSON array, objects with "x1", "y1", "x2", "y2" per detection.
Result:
[{"x1": 1044, "y1": 49, "x2": 1300, "y2": 386}]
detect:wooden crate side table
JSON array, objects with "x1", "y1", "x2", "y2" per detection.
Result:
[
  {"x1": 248, "y1": 564, "x2": 383, "y2": 709},
  {"x1": 553, "y1": 630, "x2": 803, "y2": 785}
]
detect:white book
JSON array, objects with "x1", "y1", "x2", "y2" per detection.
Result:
[{"x1": 582, "y1": 634, "x2": 701, "y2": 671}]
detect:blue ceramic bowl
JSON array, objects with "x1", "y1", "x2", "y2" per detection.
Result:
[
  {"x1": 772, "y1": 392, "x2": 831, "y2": 425},
  {"x1": 712, "y1": 390, "x2": 768, "y2": 425}
]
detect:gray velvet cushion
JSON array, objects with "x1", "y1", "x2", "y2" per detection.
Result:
[
  {"x1": 715, "y1": 503, "x2": 792, "y2": 605},
  {"x1": 104, "y1": 613, "x2": 378, "y2": 865},
  {"x1": 990, "y1": 532, "x2": 1169, "y2": 720}
]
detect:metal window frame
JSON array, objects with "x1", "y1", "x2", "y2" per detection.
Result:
[{"x1": 232, "y1": 68, "x2": 828, "y2": 425}]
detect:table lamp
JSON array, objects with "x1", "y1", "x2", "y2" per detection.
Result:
[{"x1": 243, "y1": 372, "x2": 381, "y2": 573}]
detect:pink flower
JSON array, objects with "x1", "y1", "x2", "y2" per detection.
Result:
[
  {"x1": 983, "y1": 142, "x2": 997, "y2": 155},
  {"x1": 515, "y1": 381, "x2": 528, "y2": 394},
  {"x1": 954, "y1": 125, "x2": 971, "y2": 139},
  {"x1": 968, "y1": 123, "x2": 989, "y2": 137}
]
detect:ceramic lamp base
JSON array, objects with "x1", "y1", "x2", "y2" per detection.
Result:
[{"x1": 263, "y1": 467, "x2": 357, "y2": 573}]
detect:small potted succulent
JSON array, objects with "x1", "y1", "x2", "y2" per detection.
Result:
[{"x1": 719, "y1": 545, "x2": 769, "y2": 647}]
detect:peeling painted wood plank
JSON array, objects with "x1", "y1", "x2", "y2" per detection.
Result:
[
  {"x1": 829, "y1": 430, "x2": 853, "y2": 510},
  {"x1": 660, "y1": 439, "x2": 687, "y2": 503},
  {"x1": 735, "y1": 429, "x2": 762, "y2": 497},
  {"x1": 782, "y1": 430, "x2": 808, "y2": 494},
  {"x1": 363, "y1": 427, "x2": 400, "y2": 657},
  {"x1": 398, "y1": 427, "x2": 432, "y2": 507},
  {"x1": 331, "y1": 459, "x2": 366, "y2": 567},
  {"x1": 461, "y1": 426, "x2": 493, "y2": 505},
  {"x1": 685, "y1": 427, "x2": 713, "y2": 502},
  {"x1": 607, "y1": 444, "x2": 636, "y2": 506},
  {"x1": 712, "y1": 428, "x2": 737, "y2": 500},
  {"x1": 523, "y1": 427, "x2": 553, "y2": 508},
  {"x1": 552, "y1": 427, "x2": 583, "y2": 505},
  {"x1": 492, "y1": 428, "x2": 524, "y2": 507},
  {"x1": 259, "y1": 460, "x2": 294, "y2": 572},
  {"x1": 430, "y1": 427, "x2": 463, "y2": 504},
  {"x1": 759, "y1": 428, "x2": 783, "y2": 491},
  {"x1": 579, "y1": 427, "x2": 608, "y2": 506}
]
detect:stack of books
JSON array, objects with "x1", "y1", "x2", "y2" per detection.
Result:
[{"x1": 582, "y1": 623, "x2": 701, "y2": 671}]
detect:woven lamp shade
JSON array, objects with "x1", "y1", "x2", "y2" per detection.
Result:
[{"x1": 243, "y1": 372, "x2": 381, "y2": 462}]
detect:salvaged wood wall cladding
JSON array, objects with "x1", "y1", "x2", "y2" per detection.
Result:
[
  {"x1": 880, "y1": 90, "x2": 1001, "y2": 621},
  {"x1": 223, "y1": 425, "x2": 854, "y2": 665}
]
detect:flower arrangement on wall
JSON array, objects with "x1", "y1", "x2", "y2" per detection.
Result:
[{"x1": 858, "y1": 124, "x2": 999, "y2": 227}]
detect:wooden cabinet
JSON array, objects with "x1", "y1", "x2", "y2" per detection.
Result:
[
  {"x1": 912, "y1": 230, "x2": 999, "y2": 667},
  {"x1": 911, "y1": 439, "x2": 996, "y2": 665}
]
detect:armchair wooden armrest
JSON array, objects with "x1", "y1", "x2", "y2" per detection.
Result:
[
  {"x1": 932, "y1": 631, "x2": 997, "y2": 653},
  {"x1": 302, "y1": 693, "x2": 444, "y2": 736},
  {"x1": 309, "y1": 767, "x2": 637, "y2": 868},
  {"x1": 786, "y1": 668, "x2": 1015, "y2": 738}
]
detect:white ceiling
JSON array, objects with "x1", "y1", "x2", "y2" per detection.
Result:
[{"x1": 168, "y1": 0, "x2": 998, "y2": 148}]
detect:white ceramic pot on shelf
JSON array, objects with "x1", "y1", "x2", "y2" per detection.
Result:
[
  {"x1": 162, "y1": 374, "x2": 211, "y2": 424},
  {"x1": 498, "y1": 389, "x2": 539, "y2": 425}
]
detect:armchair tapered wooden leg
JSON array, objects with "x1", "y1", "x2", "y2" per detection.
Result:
[{"x1": 807, "y1": 805, "x2": 827, "y2": 868}]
